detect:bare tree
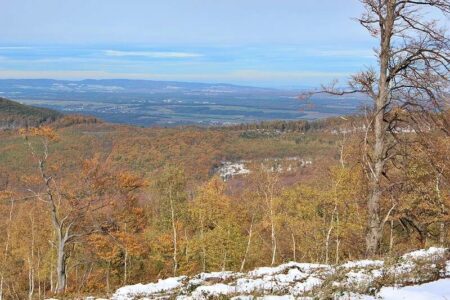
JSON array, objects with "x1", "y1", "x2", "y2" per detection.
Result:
[
  {"x1": 307, "y1": 0, "x2": 449, "y2": 256},
  {"x1": 0, "y1": 191, "x2": 14, "y2": 300},
  {"x1": 21, "y1": 127, "x2": 106, "y2": 294},
  {"x1": 240, "y1": 213, "x2": 255, "y2": 272},
  {"x1": 155, "y1": 166, "x2": 187, "y2": 276},
  {"x1": 255, "y1": 169, "x2": 280, "y2": 266}
]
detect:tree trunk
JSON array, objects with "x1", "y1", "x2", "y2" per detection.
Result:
[
  {"x1": 200, "y1": 218, "x2": 206, "y2": 272},
  {"x1": 50, "y1": 257, "x2": 53, "y2": 293},
  {"x1": 28, "y1": 214, "x2": 35, "y2": 300},
  {"x1": 0, "y1": 198, "x2": 15, "y2": 300},
  {"x1": 325, "y1": 214, "x2": 334, "y2": 264},
  {"x1": 123, "y1": 248, "x2": 128, "y2": 285},
  {"x1": 184, "y1": 228, "x2": 189, "y2": 264},
  {"x1": 37, "y1": 250, "x2": 41, "y2": 300},
  {"x1": 436, "y1": 173, "x2": 446, "y2": 246},
  {"x1": 291, "y1": 232, "x2": 296, "y2": 261},
  {"x1": 39, "y1": 154, "x2": 68, "y2": 294},
  {"x1": 366, "y1": 0, "x2": 394, "y2": 257},
  {"x1": 335, "y1": 211, "x2": 340, "y2": 265},
  {"x1": 28, "y1": 257, "x2": 34, "y2": 300},
  {"x1": 240, "y1": 216, "x2": 254, "y2": 272},
  {"x1": 267, "y1": 182, "x2": 277, "y2": 266},
  {"x1": 270, "y1": 206, "x2": 277, "y2": 266},
  {"x1": 169, "y1": 189, "x2": 178, "y2": 276},
  {"x1": 389, "y1": 219, "x2": 394, "y2": 254},
  {"x1": 366, "y1": 169, "x2": 383, "y2": 256},
  {"x1": 106, "y1": 261, "x2": 110, "y2": 294},
  {"x1": 50, "y1": 202, "x2": 67, "y2": 294},
  {"x1": 55, "y1": 239, "x2": 66, "y2": 294}
]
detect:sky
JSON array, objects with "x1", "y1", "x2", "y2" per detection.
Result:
[{"x1": 0, "y1": 0, "x2": 379, "y2": 88}]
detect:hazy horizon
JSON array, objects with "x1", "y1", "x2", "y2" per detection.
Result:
[{"x1": 0, "y1": 0, "x2": 379, "y2": 88}]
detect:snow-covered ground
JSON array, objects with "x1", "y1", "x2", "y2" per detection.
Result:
[
  {"x1": 106, "y1": 247, "x2": 450, "y2": 300},
  {"x1": 376, "y1": 279, "x2": 450, "y2": 300}
]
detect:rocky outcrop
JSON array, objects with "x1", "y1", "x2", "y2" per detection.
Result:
[{"x1": 111, "y1": 247, "x2": 450, "y2": 299}]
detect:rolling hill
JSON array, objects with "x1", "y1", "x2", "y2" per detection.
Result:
[{"x1": 0, "y1": 97, "x2": 62, "y2": 129}]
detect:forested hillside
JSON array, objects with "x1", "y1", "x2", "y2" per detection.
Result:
[
  {"x1": 0, "y1": 0, "x2": 449, "y2": 298},
  {"x1": 0, "y1": 109, "x2": 448, "y2": 298},
  {"x1": 0, "y1": 97, "x2": 62, "y2": 129}
]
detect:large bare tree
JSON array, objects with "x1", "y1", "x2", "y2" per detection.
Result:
[
  {"x1": 310, "y1": 0, "x2": 449, "y2": 256},
  {"x1": 21, "y1": 127, "x2": 108, "y2": 294}
]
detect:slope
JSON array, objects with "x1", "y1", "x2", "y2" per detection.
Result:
[{"x1": 0, "y1": 97, "x2": 62, "y2": 129}]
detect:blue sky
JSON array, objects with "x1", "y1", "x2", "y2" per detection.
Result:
[{"x1": 0, "y1": 0, "x2": 378, "y2": 87}]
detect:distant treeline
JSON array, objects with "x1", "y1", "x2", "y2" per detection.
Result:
[
  {"x1": 0, "y1": 97, "x2": 62, "y2": 129},
  {"x1": 225, "y1": 116, "x2": 364, "y2": 133},
  {"x1": 52, "y1": 114, "x2": 102, "y2": 128},
  {"x1": 0, "y1": 97, "x2": 104, "y2": 130}
]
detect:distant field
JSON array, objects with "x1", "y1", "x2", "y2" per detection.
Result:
[{"x1": 0, "y1": 79, "x2": 369, "y2": 126}]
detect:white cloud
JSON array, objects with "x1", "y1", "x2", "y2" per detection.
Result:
[
  {"x1": 315, "y1": 49, "x2": 374, "y2": 58},
  {"x1": 0, "y1": 70, "x2": 159, "y2": 80},
  {"x1": 229, "y1": 70, "x2": 351, "y2": 80},
  {"x1": 103, "y1": 50, "x2": 202, "y2": 58}
]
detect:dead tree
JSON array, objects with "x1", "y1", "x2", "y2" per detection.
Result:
[{"x1": 307, "y1": 0, "x2": 449, "y2": 256}]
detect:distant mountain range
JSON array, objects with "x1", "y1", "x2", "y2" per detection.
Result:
[
  {"x1": 0, "y1": 79, "x2": 282, "y2": 95},
  {"x1": 0, "y1": 79, "x2": 368, "y2": 126}
]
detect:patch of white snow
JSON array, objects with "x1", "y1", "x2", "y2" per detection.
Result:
[
  {"x1": 401, "y1": 247, "x2": 447, "y2": 260},
  {"x1": 112, "y1": 276, "x2": 186, "y2": 300},
  {"x1": 377, "y1": 278, "x2": 450, "y2": 300},
  {"x1": 191, "y1": 283, "x2": 235, "y2": 299},
  {"x1": 341, "y1": 260, "x2": 384, "y2": 269}
]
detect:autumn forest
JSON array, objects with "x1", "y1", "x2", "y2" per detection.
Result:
[
  {"x1": 0, "y1": 104, "x2": 448, "y2": 299},
  {"x1": 0, "y1": 0, "x2": 450, "y2": 299}
]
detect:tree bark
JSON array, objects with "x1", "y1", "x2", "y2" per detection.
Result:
[
  {"x1": 240, "y1": 215, "x2": 254, "y2": 272},
  {"x1": 270, "y1": 203, "x2": 277, "y2": 266},
  {"x1": 38, "y1": 149, "x2": 68, "y2": 294},
  {"x1": 436, "y1": 173, "x2": 446, "y2": 246},
  {"x1": 55, "y1": 238, "x2": 66, "y2": 294},
  {"x1": 325, "y1": 208, "x2": 335, "y2": 264},
  {"x1": 335, "y1": 211, "x2": 340, "y2": 265},
  {"x1": 184, "y1": 228, "x2": 189, "y2": 264},
  {"x1": 169, "y1": 189, "x2": 178, "y2": 276},
  {"x1": 366, "y1": 0, "x2": 395, "y2": 257},
  {"x1": 27, "y1": 257, "x2": 34, "y2": 300},
  {"x1": 291, "y1": 232, "x2": 296, "y2": 262},
  {"x1": 28, "y1": 214, "x2": 35, "y2": 300},
  {"x1": 123, "y1": 248, "x2": 128, "y2": 285},
  {"x1": 0, "y1": 198, "x2": 14, "y2": 300}
]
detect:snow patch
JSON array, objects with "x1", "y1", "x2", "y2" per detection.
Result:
[
  {"x1": 191, "y1": 283, "x2": 235, "y2": 299},
  {"x1": 341, "y1": 259, "x2": 384, "y2": 269},
  {"x1": 377, "y1": 278, "x2": 450, "y2": 300},
  {"x1": 111, "y1": 276, "x2": 186, "y2": 300},
  {"x1": 401, "y1": 247, "x2": 447, "y2": 260},
  {"x1": 109, "y1": 248, "x2": 449, "y2": 300}
]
